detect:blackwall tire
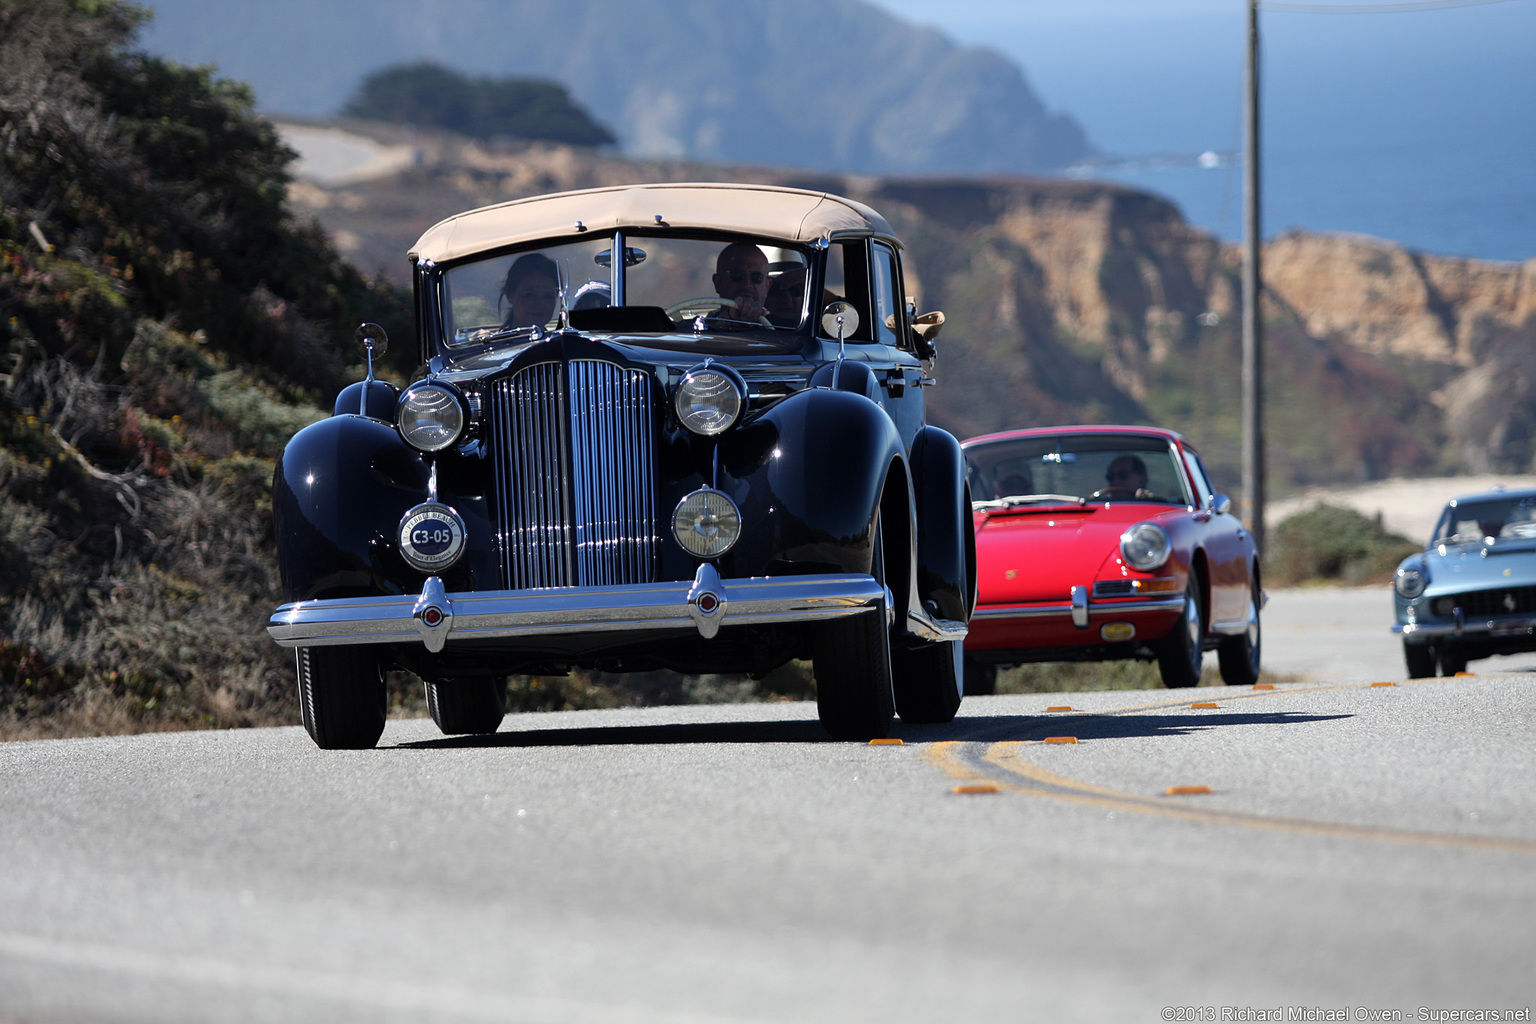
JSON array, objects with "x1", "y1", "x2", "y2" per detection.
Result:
[
  {"x1": 296, "y1": 646, "x2": 386, "y2": 750},
  {"x1": 426, "y1": 678, "x2": 507, "y2": 735},
  {"x1": 814, "y1": 515, "x2": 896, "y2": 741},
  {"x1": 963, "y1": 658, "x2": 997, "y2": 696},
  {"x1": 893, "y1": 638, "x2": 963, "y2": 724},
  {"x1": 1404, "y1": 642, "x2": 1435, "y2": 679},
  {"x1": 1157, "y1": 582, "x2": 1205, "y2": 688}
]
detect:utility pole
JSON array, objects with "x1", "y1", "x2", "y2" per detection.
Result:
[{"x1": 1242, "y1": 0, "x2": 1266, "y2": 558}]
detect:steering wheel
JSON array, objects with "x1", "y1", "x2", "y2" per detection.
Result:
[
  {"x1": 1090, "y1": 488, "x2": 1128, "y2": 501},
  {"x1": 664, "y1": 296, "x2": 771, "y2": 327}
]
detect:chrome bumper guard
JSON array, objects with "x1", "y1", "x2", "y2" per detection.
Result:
[{"x1": 268, "y1": 563, "x2": 964, "y2": 653}]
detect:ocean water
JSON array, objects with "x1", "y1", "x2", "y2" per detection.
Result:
[{"x1": 877, "y1": 0, "x2": 1536, "y2": 264}]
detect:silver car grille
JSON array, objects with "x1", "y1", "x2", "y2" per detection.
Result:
[{"x1": 487, "y1": 359, "x2": 657, "y2": 589}]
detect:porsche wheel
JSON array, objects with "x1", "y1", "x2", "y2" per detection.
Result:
[
  {"x1": 1403, "y1": 642, "x2": 1435, "y2": 679},
  {"x1": 1156, "y1": 582, "x2": 1205, "y2": 688},
  {"x1": 963, "y1": 657, "x2": 997, "y2": 696},
  {"x1": 426, "y1": 678, "x2": 507, "y2": 735},
  {"x1": 814, "y1": 515, "x2": 896, "y2": 740},
  {"x1": 296, "y1": 646, "x2": 386, "y2": 750},
  {"x1": 1217, "y1": 585, "x2": 1262, "y2": 687}
]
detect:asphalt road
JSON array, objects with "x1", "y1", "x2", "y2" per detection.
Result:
[{"x1": 3, "y1": 597, "x2": 1535, "y2": 1023}]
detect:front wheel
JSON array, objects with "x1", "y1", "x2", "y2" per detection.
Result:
[
  {"x1": 1217, "y1": 586, "x2": 1262, "y2": 686},
  {"x1": 1156, "y1": 582, "x2": 1205, "y2": 688},
  {"x1": 893, "y1": 638, "x2": 963, "y2": 724},
  {"x1": 296, "y1": 646, "x2": 386, "y2": 749},
  {"x1": 426, "y1": 678, "x2": 507, "y2": 735},
  {"x1": 1438, "y1": 648, "x2": 1468, "y2": 677},
  {"x1": 814, "y1": 515, "x2": 896, "y2": 740},
  {"x1": 1404, "y1": 642, "x2": 1435, "y2": 679}
]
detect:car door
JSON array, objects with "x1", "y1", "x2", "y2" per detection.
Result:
[
  {"x1": 864, "y1": 240, "x2": 927, "y2": 448},
  {"x1": 1183, "y1": 445, "x2": 1251, "y2": 629}
]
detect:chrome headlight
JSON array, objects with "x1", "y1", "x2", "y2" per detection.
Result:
[
  {"x1": 673, "y1": 365, "x2": 745, "y2": 436},
  {"x1": 1396, "y1": 567, "x2": 1427, "y2": 599},
  {"x1": 672, "y1": 488, "x2": 742, "y2": 558},
  {"x1": 1120, "y1": 522, "x2": 1172, "y2": 571},
  {"x1": 397, "y1": 382, "x2": 466, "y2": 452}
]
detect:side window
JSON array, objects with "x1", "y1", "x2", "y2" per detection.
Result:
[
  {"x1": 819, "y1": 240, "x2": 872, "y2": 341},
  {"x1": 872, "y1": 242, "x2": 903, "y2": 347},
  {"x1": 1185, "y1": 449, "x2": 1216, "y2": 508}
]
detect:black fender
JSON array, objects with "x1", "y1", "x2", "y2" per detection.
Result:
[
  {"x1": 723, "y1": 384, "x2": 909, "y2": 581},
  {"x1": 274, "y1": 414, "x2": 437, "y2": 601},
  {"x1": 908, "y1": 425, "x2": 976, "y2": 623}
]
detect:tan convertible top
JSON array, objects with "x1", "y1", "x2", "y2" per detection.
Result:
[{"x1": 409, "y1": 182, "x2": 896, "y2": 264}]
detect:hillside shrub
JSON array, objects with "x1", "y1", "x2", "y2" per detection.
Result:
[
  {"x1": 1267, "y1": 502, "x2": 1419, "y2": 586},
  {"x1": 343, "y1": 61, "x2": 616, "y2": 147}
]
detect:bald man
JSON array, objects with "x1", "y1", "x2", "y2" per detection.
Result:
[{"x1": 711, "y1": 243, "x2": 770, "y2": 323}]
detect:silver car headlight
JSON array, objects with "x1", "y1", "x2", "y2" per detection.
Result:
[
  {"x1": 674, "y1": 365, "x2": 745, "y2": 436},
  {"x1": 672, "y1": 488, "x2": 742, "y2": 558},
  {"x1": 1396, "y1": 567, "x2": 1427, "y2": 599},
  {"x1": 397, "y1": 382, "x2": 466, "y2": 452},
  {"x1": 1120, "y1": 522, "x2": 1172, "y2": 571}
]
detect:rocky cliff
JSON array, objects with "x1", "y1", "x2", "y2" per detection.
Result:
[{"x1": 286, "y1": 123, "x2": 1536, "y2": 495}]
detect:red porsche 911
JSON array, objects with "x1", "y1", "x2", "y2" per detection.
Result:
[{"x1": 961, "y1": 426, "x2": 1262, "y2": 694}]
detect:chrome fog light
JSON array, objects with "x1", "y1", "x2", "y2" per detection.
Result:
[
  {"x1": 1120, "y1": 522, "x2": 1172, "y2": 571},
  {"x1": 672, "y1": 488, "x2": 742, "y2": 558},
  {"x1": 1431, "y1": 596, "x2": 1456, "y2": 617},
  {"x1": 398, "y1": 502, "x2": 467, "y2": 572},
  {"x1": 397, "y1": 382, "x2": 466, "y2": 452},
  {"x1": 674, "y1": 365, "x2": 745, "y2": 436}
]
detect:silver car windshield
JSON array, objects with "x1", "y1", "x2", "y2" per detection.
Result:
[
  {"x1": 967, "y1": 434, "x2": 1193, "y2": 508},
  {"x1": 439, "y1": 235, "x2": 813, "y2": 353},
  {"x1": 1433, "y1": 497, "x2": 1536, "y2": 546}
]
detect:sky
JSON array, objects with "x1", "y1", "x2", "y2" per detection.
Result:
[{"x1": 865, "y1": 0, "x2": 1536, "y2": 260}]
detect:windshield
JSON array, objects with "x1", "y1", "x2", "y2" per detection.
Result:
[
  {"x1": 966, "y1": 434, "x2": 1193, "y2": 508},
  {"x1": 1432, "y1": 496, "x2": 1536, "y2": 546},
  {"x1": 439, "y1": 234, "x2": 813, "y2": 353}
]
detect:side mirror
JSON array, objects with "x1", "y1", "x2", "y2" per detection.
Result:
[
  {"x1": 355, "y1": 322, "x2": 388, "y2": 360},
  {"x1": 1211, "y1": 494, "x2": 1233, "y2": 515},
  {"x1": 911, "y1": 310, "x2": 944, "y2": 360},
  {"x1": 820, "y1": 300, "x2": 859, "y2": 342}
]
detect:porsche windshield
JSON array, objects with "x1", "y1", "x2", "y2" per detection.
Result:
[
  {"x1": 1432, "y1": 496, "x2": 1536, "y2": 546},
  {"x1": 439, "y1": 235, "x2": 813, "y2": 352},
  {"x1": 967, "y1": 434, "x2": 1193, "y2": 507}
]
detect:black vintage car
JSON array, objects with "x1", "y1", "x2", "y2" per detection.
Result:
[{"x1": 268, "y1": 182, "x2": 975, "y2": 747}]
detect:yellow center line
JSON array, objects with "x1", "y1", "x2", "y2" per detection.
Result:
[{"x1": 921, "y1": 728, "x2": 1536, "y2": 856}]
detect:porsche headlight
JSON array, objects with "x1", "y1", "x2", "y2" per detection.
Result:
[
  {"x1": 1396, "y1": 567, "x2": 1427, "y2": 599},
  {"x1": 672, "y1": 488, "x2": 742, "y2": 558},
  {"x1": 673, "y1": 366, "x2": 745, "y2": 436},
  {"x1": 1120, "y1": 522, "x2": 1172, "y2": 571},
  {"x1": 397, "y1": 383, "x2": 466, "y2": 452}
]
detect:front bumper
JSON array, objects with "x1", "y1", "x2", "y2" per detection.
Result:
[
  {"x1": 268, "y1": 563, "x2": 917, "y2": 653},
  {"x1": 1394, "y1": 614, "x2": 1536, "y2": 640}
]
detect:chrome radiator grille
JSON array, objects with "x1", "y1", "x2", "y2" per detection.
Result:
[{"x1": 488, "y1": 359, "x2": 657, "y2": 589}]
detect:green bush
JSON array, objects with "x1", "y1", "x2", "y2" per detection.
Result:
[
  {"x1": 343, "y1": 61, "x2": 616, "y2": 147},
  {"x1": 1268, "y1": 502, "x2": 1419, "y2": 586}
]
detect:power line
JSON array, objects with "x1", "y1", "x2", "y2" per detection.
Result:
[{"x1": 1260, "y1": 0, "x2": 1514, "y2": 12}]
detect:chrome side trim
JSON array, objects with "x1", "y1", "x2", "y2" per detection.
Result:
[
  {"x1": 269, "y1": 571, "x2": 888, "y2": 648},
  {"x1": 973, "y1": 595, "x2": 1186, "y2": 622}
]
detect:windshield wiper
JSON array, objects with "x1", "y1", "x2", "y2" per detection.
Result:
[{"x1": 972, "y1": 494, "x2": 1088, "y2": 511}]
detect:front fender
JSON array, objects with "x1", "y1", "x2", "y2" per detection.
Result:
[
  {"x1": 729, "y1": 386, "x2": 907, "y2": 578},
  {"x1": 273, "y1": 414, "x2": 430, "y2": 601},
  {"x1": 908, "y1": 426, "x2": 975, "y2": 623}
]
